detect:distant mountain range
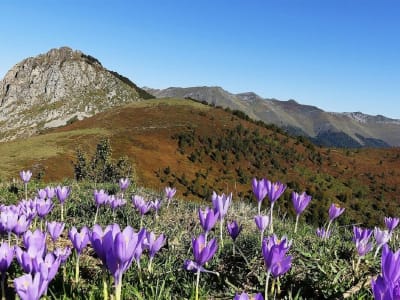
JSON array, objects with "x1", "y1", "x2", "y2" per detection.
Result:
[{"x1": 145, "y1": 86, "x2": 400, "y2": 148}]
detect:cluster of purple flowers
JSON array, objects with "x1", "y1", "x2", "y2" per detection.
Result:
[
  {"x1": 90, "y1": 223, "x2": 166, "y2": 299},
  {"x1": 11, "y1": 228, "x2": 71, "y2": 300},
  {"x1": 252, "y1": 178, "x2": 286, "y2": 234}
]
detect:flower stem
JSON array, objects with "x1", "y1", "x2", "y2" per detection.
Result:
[
  {"x1": 136, "y1": 260, "x2": 143, "y2": 287},
  {"x1": 24, "y1": 183, "x2": 27, "y2": 201},
  {"x1": 61, "y1": 204, "x2": 64, "y2": 222},
  {"x1": 1, "y1": 273, "x2": 6, "y2": 300},
  {"x1": 219, "y1": 219, "x2": 224, "y2": 248},
  {"x1": 355, "y1": 256, "x2": 361, "y2": 275},
  {"x1": 75, "y1": 254, "x2": 80, "y2": 284},
  {"x1": 325, "y1": 220, "x2": 332, "y2": 240},
  {"x1": 374, "y1": 246, "x2": 381, "y2": 258},
  {"x1": 102, "y1": 272, "x2": 109, "y2": 300},
  {"x1": 148, "y1": 258, "x2": 153, "y2": 273},
  {"x1": 294, "y1": 215, "x2": 299, "y2": 233},
  {"x1": 195, "y1": 269, "x2": 201, "y2": 300},
  {"x1": 258, "y1": 201, "x2": 261, "y2": 215},
  {"x1": 269, "y1": 203, "x2": 275, "y2": 234},
  {"x1": 140, "y1": 215, "x2": 144, "y2": 229},
  {"x1": 115, "y1": 277, "x2": 122, "y2": 300},
  {"x1": 93, "y1": 206, "x2": 99, "y2": 226},
  {"x1": 260, "y1": 230, "x2": 264, "y2": 245},
  {"x1": 265, "y1": 270, "x2": 271, "y2": 300}
]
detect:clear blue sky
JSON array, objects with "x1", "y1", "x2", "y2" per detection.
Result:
[{"x1": 1, "y1": 1, "x2": 399, "y2": 119}]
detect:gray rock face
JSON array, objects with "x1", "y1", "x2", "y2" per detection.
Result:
[{"x1": 0, "y1": 47, "x2": 143, "y2": 140}]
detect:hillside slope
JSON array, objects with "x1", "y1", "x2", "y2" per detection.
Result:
[
  {"x1": 148, "y1": 86, "x2": 400, "y2": 147},
  {"x1": 0, "y1": 98, "x2": 399, "y2": 226}
]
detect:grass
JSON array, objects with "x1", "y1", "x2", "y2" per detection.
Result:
[
  {"x1": 0, "y1": 128, "x2": 109, "y2": 179},
  {"x1": 0, "y1": 176, "x2": 393, "y2": 299}
]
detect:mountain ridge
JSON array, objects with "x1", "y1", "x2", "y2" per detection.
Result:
[
  {"x1": 0, "y1": 46, "x2": 153, "y2": 141},
  {"x1": 146, "y1": 86, "x2": 400, "y2": 147}
]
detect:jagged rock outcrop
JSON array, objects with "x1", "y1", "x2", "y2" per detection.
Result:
[{"x1": 0, "y1": 47, "x2": 153, "y2": 141}]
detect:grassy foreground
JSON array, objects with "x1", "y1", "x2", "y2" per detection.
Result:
[{"x1": 0, "y1": 177, "x2": 393, "y2": 299}]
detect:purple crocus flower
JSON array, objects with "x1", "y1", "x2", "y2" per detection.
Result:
[
  {"x1": 23, "y1": 229, "x2": 47, "y2": 258},
  {"x1": 328, "y1": 203, "x2": 345, "y2": 221},
  {"x1": 198, "y1": 207, "x2": 219, "y2": 238},
  {"x1": 15, "y1": 246, "x2": 35, "y2": 273},
  {"x1": 265, "y1": 180, "x2": 286, "y2": 203},
  {"x1": 14, "y1": 272, "x2": 48, "y2": 300},
  {"x1": 133, "y1": 228, "x2": 147, "y2": 267},
  {"x1": 13, "y1": 214, "x2": 32, "y2": 236},
  {"x1": 183, "y1": 234, "x2": 218, "y2": 298},
  {"x1": 252, "y1": 178, "x2": 267, "y2": 214},
  {"x1": 106, "y1": 226, "x2": 146, "y2": 286},
  {"x1": 292, "y1": 191, "x2": 312, "y2": 233},
  {"x1": 353, "y1": 226, "x2": 372, "y2": 243},
  {"x1": 44, "y1": 186, "x2": 55, "y2": 199},
  {"x1": 145, "y1": 231, "x2": 166, "y2": 273},
  {"x1": 55, "y1": 186, "x2": 70, "y2": 204},
  {"x1": 145, "y1": 231, "x2": 166, "y2": 259},
  {"x1": 374, "y1": 227, "x2": 391, "y2": 258},
  {"x1": 34, "y1": 252, "x2": 61, "y2": 282},
  {"x1": 234, "y1": 292, "x2": 264, "y2": 300},
  {"x1": 227, "y1": 221, "x2": 242, "y2": 241},
  {"x1": 384, "y1": 217, "x2": 399, "y2": 233},
  {"x1": 18, "y1": 200, "x2": 37, "y2": 221},
  {"x1": 316, "y1": 227, "x2": 331, "y2": 239},
  {"x1": 137, "y1": 201, "x2": 151, "y2": 216},
  {"x1": 0, "y1": 209, "x2": 18, "y2": 234},
  {"x1": 150, "y1": 199, "x2": 162, "y2": 216},
  {"x1": 212, "y1": 191, "x2": 232, "y2": 248},
  {"x1": 55, "y1": 186, "x2": 70, "y2": 222},
  {"x1": 53, "y1": 246, "x2": 72, "y2": 264},
  {"x1": 20, "y1": 170, "x2": 32, "y2": 184},
  {"x1": 119, "y1": 178, "x2": 130, "y2": 192},
  {"x1": 165, "y1": 186, "x2": 176, "y2": 200},
  {"x1": 355, "y1": 238, "x2": 373, "y2": 257},
  {"x1": 211, "y1": 192, "x2": 231, "y2": 220},
  {"x1": 37, "y1": 189, "x2": 47, "y2": 200},
  {"x1": 108, "y1": 195, "x2": 126, "y2": 210},
  {"x1": 90, "y1": 224, "x2": 114, "y2": 265},
  {"x1": 94, "y1": 189, "x2": 108, "y2": 207},
  {"x1": 68, "y1": 226, "x2": 90, "y2": 255},
  {"x1": 255, "y1": 214, "x2": 270, "y2": 244},
  {"x1": 381, "y1": 244, "x2": 400, "y2": 284},
  {"x1": 262, "y1": 235, "x2": 292, "y2": 278},
  {"x1": 47, "y1": 221, "x2": 65, "y2": 242},
  {"x1": 292, "y1": 191, "x2": 312, "y2": 216},
  {"x1": 36, "y1": 198, "x2": 54, "y2": 219},
  {"x1": 165, "y1": 186, "x2": 176, "y2": 208},
  {"x1": 0, "y1": 242, "x2": 14, "y2": 273},
  {"x1": 371, "y1": 275, "x2": 396, "y2": 300},
  {"x1": 184, "y1": 234, "x2": 218, "y2": 273},
  {"x1": 255, "y1": 215, "x2": 270, "y2": 233},
  {"x1": 265, "y1": 180, "x2": 286, "y2": 234},
  {"x1": 192, "y1": 233, "x2": 218, "y2": 267}
]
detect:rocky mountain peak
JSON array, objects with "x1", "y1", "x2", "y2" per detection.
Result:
[{"x1": 0, "y1": 47, "x2": 151, "y2": 141}]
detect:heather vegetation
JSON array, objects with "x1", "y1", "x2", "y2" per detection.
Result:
[{"x1": 0, "y1": 169, "x2": 399, "y2": 299}]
